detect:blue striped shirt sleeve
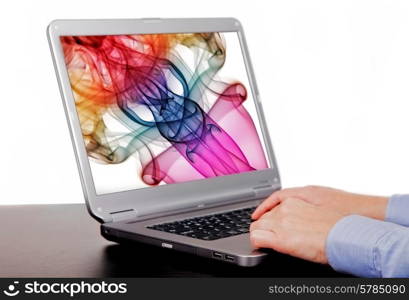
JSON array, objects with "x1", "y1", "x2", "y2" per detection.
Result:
[
  {"x1": 326, "y1": 214, "x2": 409, "y2": 277},
  {"x1": 386, "y1": 194, "x2": 409, "y2": 227}
]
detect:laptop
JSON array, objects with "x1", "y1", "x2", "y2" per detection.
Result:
[{"x1": 47, "y1": 18, "x2": 281, "y2": 267}]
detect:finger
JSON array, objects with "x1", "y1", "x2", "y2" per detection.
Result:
[
  {"x1": 252, "y1": 187, "x2": 302, "y2": 220},
  {"x1": 259, "y1": 209, "x2": 276, "y2": 219},
  {"x1": 250, "y1": 229, "x2": 279, "y2": 249},
  {"x1": 251, "y1": 193, "x2": 281, "y2": 220},
  {"x1": 249, "y1": 217, "x2": 275, "y2": 232}
]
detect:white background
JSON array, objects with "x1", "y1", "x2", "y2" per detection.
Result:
[{"x1": 1, "y1": 0, "x2": 409, "y2": 204}]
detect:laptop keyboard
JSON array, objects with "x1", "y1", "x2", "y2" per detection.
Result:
[{"x1": 147, "y1": 206, "x2": 256, "y2": 241}]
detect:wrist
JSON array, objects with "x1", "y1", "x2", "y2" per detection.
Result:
[{"x1": 356, "y1": 195, "x2": 389, "y2": 220}]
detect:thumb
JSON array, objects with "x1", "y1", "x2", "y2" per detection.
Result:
[{"x1": 250, "y1": 229, "x2": 278, "y2": 249}]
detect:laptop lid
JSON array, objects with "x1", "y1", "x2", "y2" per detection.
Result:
[{"x1": 47, "y1": 18, "x2": 280, "y2": 223}]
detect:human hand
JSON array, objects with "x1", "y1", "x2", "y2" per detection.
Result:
[
  {"x1": 252, "y1": 185, "x2": 388, "y2": 221},
  {"x1": 250, "y1": 197, "x2": 345, "y2": 263}
]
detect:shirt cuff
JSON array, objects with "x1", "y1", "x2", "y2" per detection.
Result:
[
  {"x1": 326, "y1": 214, "x2": 402, "y2": 277},
  {"x1": 386, "y1": 194, "x2": 409, "y2": 227}
]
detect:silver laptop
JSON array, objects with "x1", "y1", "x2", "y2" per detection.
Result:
[{"x1": 47, "y1": 18, "x2": 281, "y2": 267}]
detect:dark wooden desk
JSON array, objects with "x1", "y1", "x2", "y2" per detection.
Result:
[{"x1": 0, "y1": 204, "x2": 345, "y2": 277}]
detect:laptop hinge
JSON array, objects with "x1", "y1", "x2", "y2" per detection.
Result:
[
  {"x1": 104, "y1": 185, "x2": 276, "y2": 223},
  {"x1": 252, "y1": 185, "x2": 275, "y2": 198},
  {"x1": 108, "y1": 208, "x2": 138, "y2": 223}
]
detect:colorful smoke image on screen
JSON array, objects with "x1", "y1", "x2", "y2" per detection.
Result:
[{"x1": 61, "y1": 32, "x2": 269, "y2": 194}]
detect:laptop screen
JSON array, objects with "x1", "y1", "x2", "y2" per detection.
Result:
[{"x1": 60, "y1": 32, "x2": 270, "y2": 195}]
